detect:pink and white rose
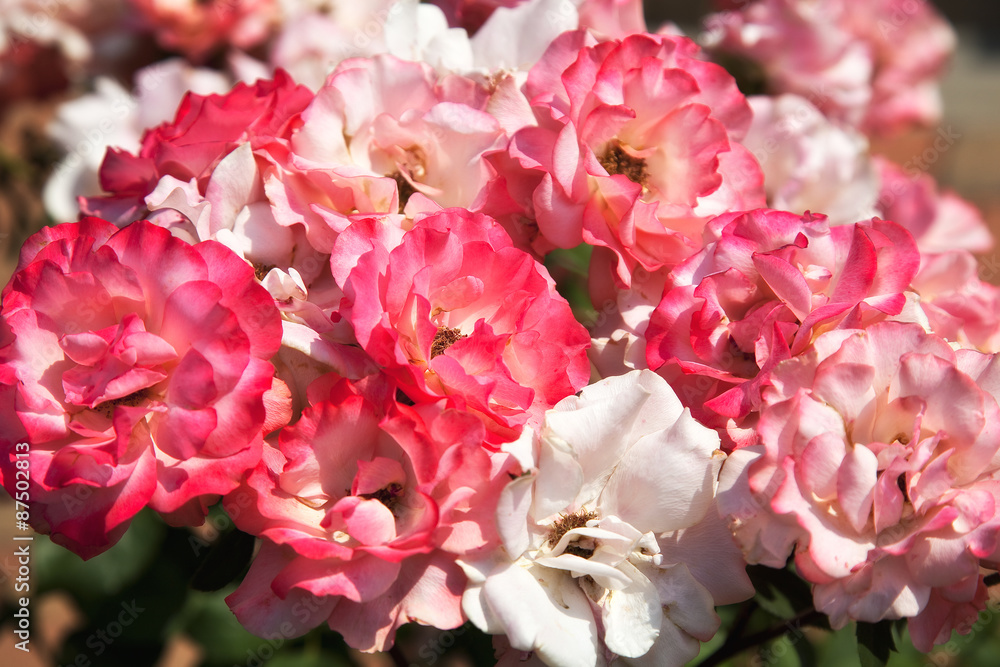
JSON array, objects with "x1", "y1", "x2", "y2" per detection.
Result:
[
  {"x1": 719, "y1": 321, "x2": 1000, "y2": 650},
  {"x1": 338, "y1": 208, "x2": 590, "y2": 442},
  {"x1": 226, "y1": 374, "x2": 512, "y2": 652},
  {"x1": 645, "y1": 209, "x2": 920, "y2": 449},
  {"x1": 486, "y1": 30, "x2": 764, "y2": 282},
  {"x1": 0, "y1": 218, "x2": 283, "y2": 558}
]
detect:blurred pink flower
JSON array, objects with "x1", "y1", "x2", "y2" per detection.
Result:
[
  {"x1": 874, "y1": 156, "x2": 993, "y2": 256},
  {"x1": 128, "y1": 0, "x2": 278, "y2": 60},
  {"x1": 702, "y1": 0, "x2": 954, "y2": 136},
  {"x1": 742, "y1": 94, "x2": 879, "y2": 226}
]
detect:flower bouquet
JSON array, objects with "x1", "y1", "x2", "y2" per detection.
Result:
[{"x1": 3, "y1": 0, "x2": 999, "y2": 665}]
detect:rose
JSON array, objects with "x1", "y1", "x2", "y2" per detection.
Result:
[{"x1": 0, "y1": 218, "x2": 282, "y2": 557}]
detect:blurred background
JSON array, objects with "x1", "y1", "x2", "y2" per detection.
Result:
[{"x1": 1, "y1": 1, "x2": 999, "y2": 665}]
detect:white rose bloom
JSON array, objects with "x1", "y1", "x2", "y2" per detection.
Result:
[{"x1": 461, "y1": 369, "x2": 753, "y2": 667}]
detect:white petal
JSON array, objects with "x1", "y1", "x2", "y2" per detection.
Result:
[
  {"x1": 144, "y1": 175, "x2": 211, "y2": 240},
  {"x1": 535, "y1": 553, "x2": 633, "y2": 591},
  {"x1": 658, "y1": 498, "x2": 755, "y2": 606},
  {"x1": 649, "y1": 563, "x2": 721, "y2": 642},
  {"x1": 206, "y1": 143, "x2": 261, "y2": 234},
  {"x1": 472, "y1": 0, "x2": 580, "y2": 71},
  {"x1": 600, "y1": 409, "x2": 722, "y2": 533},
  {"x1": 601, "y1": 560, "x2": 661, "y2": 658},
  {"x1": 483, "y1": 561, "x2": 600, "y2": 667},
  {"x1": 458, "y1": 556, "x2": 507, "y2": 635},
  {"x1": 498, "y1": 474, "x2": 535, "y2": 559},
  {"x1": 232, "y1": 201, "x2": 296, "y2": 267},
  {"x1": 533, "y1": 431, "x2": 583, "y2": 519},
  {"x1": 545, "y1": 370, "x2": 683, "y2": 506},
  {"x1": 617, "y1": 563, "x2": 719, "y2": 666}
]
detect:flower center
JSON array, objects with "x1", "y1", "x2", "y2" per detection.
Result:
[
  {"x1": 727, "y1": 336, "x2": 760, "y2": 378},
  {"x1": 431, "y1": 326, "x2": 466, "y2": 358},
  {"x1": 547, "y1": 509, "x2": 598, "y2": 549},
  {"x1": 564, "y1": 543, "x2": 596, "y2": 559},
  {"x1": 252, "y1": 262, "x2": 275, "y2": 281},
  {"x1": 94, "y1": 388, "x2": 152, "y2": 419},
  {"x1": 359, "y1": 482, "x2": 405, "y2": 512},
  {"x1": 599, "y1": 141, "x2": 648, "y2": 185},
  {"x1": 391, "y1": 171, "x2": 417, "y2": 214}
]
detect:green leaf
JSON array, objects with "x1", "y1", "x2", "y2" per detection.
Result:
[
  {"x1": 35, "y1": 508, "x2": 166, "y2": 599},
  {"x1": 747, "y1": 564, "x2": 815, "y2": 620},
  {"x1": 792, "y1": 630, "x2": 817, "y2": 667},
  {"x1": 819, "y1": 622, "x2": 864, "y2": 667},
  {"x1": 189, "y1": 528, "x2": 256, "y2": 591},
  {"x1": 544, "y1": 245, "x2": 597, "y2": 326},
  {"x1": 857, "y1": 619, "x2": 896, "y2": 667},
  {"x1": 175, "y1": 587, "x2": 282, "y2": 665}
]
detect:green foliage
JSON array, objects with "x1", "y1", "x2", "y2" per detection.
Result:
[
  {"x1": 544, "y1": 244, "x2": 598, "y2": 326},
  {"x1": 747, "y1": 564, "x2": 816, "y2": 622},
  {"x1": 857, "y1": 619, "x2": 896, "y2": 667},
  {"x1": 35, "y1": 508, "x2": 166, "y2": 600}
]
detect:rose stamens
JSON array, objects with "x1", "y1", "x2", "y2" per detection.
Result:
[
  {"x1": 599, "y1": 141, "x2": 648, "y2": 186},
  {"x1": 431, "y1": 326, "x2": 466, "y2": 358}
]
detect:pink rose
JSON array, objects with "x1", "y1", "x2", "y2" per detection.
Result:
[
  {"x1": 646, "y1": 209, "x2": 919, "y2": 448},
  {"x1": 290, "y1": 54, "x2": 506, "y2": 220},
  {"x1": 486, "y1": 30, "x2": 763, "y2": 282},
  {"x1": 226, "y1": 374, "x2": 512, "y2": 652},
  {"x1": 82, "y1": 71, "x2": 314, "y2": 227},
  {"x1": 719, "y1": 321, "x2": 1000, "y2": 650},
  {"x1": 338, "y1": 208, "x2": 590, "y2": 442},
  {"x1": 0, "y1": 218, "x2": 282, "y2": 558}
]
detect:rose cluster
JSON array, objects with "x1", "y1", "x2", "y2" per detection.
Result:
[{"x1": 3, "y1": 0, "x2": 999, "y2": 664}]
